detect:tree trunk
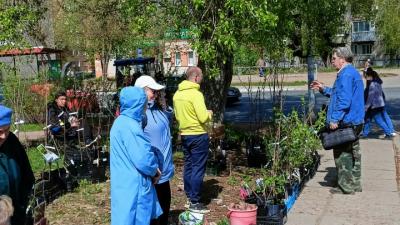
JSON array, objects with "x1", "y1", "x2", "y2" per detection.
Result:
[
  {"x1": 200, "y1": 53, "x2": 234, "y2": 124},
  {"x1": 307, "y1": 55, "x2": 315, "y2": 118}
]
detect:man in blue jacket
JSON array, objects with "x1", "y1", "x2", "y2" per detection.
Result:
[
  {"x1": 110, "y1": 87, "x2": 162, "y2": 225},
  {"x1": 311, "y1": 47, "x2": 364, "y2": 194}
]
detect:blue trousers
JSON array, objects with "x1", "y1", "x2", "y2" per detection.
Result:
[
  {"x1": 182, "y1": 133, "x2": 209, "y2": 203},
  {"x1": 382, "y1": 110, "x2": 395, "y2": 133},
  {"x1": 363, "y1": 108, "x2": 394, "y2": 136},
  {"x1": 259, "y1": 68, "x2": 265, "y2": 76}
]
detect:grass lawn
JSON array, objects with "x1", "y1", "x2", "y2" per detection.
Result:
[
  {"x1": 13, "y1": 123, "x2": 44, "y2": 132},
  {"x1": 232, "y1": 80, "x2": 307, "y2": 87},
  {"x1": 27, "y1": 147, "x2": 64, "y2": 177},
  {"x1": 27, "y1": 147, "x2": 46, "y2": 175}
]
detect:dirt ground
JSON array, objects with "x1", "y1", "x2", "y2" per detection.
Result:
[
  {"x1": 45, "y1": 151, "x2": 250, "y2": 225},
  {"x1": 169, "y1": 162, "x2": 247, "y2": 224}
]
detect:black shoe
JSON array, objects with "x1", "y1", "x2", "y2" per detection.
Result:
[
  {"x1": 189, "y1": 203, "x2": 210, "y2": 213},
  {"x1": 330, "y1": 187, "x2": 354, "y2": 195}
]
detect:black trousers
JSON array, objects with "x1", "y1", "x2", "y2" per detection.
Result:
[{"x1": 152, "y1": 181, "x2": 171, "y2": 225}]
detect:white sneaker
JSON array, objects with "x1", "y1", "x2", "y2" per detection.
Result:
[{"x1": 391, "y1": 133, "x2": 397, "y2": 136}]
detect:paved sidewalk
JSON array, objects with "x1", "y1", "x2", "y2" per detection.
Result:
[
  {"x1": 18, "y1": 131, "x2": 46, "y2": 145},
  {"x1": 286, "y1": 137, "x2": 400, "y2": 225},
  {"x1": 232, "y1": 68, "x2": 400, "y2": 92}
]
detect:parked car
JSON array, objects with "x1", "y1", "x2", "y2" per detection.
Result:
[
  {"x1": 163, "y1": 75, "x2": 241, "y2": 106},
  {"x1": 226, "y1": 86, "x2": 242, "y2": 105},
  {"x1": 113, "y1": 57, "x2": 163, "y2": 88}
]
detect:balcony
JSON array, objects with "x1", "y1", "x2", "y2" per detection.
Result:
[{"x1": 351, "y1": 31, "x2": 376, "y2": 42}]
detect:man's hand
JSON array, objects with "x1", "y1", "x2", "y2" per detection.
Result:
[
  {"x1": 152, "y1": 168, "x2": 161, "y2": 184},
  {"x1": 329, "y1": 122, "x2": 338, "y2": 130},
  {"x1": 207, "y1": 110, "x2": 213, "y2": 119},
  {"x1": 310, "y1": 80, "x2": 324, "y2": 92},
  {"x1": 69, "y1": 116, "x2": 80, "y2": 127}
]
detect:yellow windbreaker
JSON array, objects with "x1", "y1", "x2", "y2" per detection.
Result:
[{"x1": 173, "y1": 80, "x2": 211, "y2": 135}]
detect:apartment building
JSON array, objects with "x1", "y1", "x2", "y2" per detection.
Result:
[
  {"x1": 347, "y1": 19, "x2": 397, "y2": 67},
  {"x1": 163, "y1": 39, "x2": 197, "y2": 76}
]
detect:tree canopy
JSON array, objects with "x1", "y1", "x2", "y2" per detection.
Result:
[
  {"x1": 374, "y1": 0, "x2": 400, "y2": 55},
  {"x1": 1, "y1": 0, "x2": 385, "y2": 121},
  {"x1": 0, "y1": 0, "x2": 44, "y2": 49}
]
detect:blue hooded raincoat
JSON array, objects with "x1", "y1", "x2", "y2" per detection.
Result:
[{"x1": 110, "y1": 87, "x2": 162, "y2": 225}]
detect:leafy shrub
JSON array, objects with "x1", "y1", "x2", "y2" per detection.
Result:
[{"x1": 1, "y1": 74, "x2": 49, "y2": 123}]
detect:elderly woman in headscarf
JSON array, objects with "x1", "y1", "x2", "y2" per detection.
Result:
[{"x1": 0, "y1": 105, "x2": 34, "y2": 225}]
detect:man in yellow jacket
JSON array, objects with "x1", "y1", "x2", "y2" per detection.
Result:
[{"x1": 173, "y1": 66, "x2": 212, "y2": 213}]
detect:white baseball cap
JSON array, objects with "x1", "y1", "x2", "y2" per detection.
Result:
[{"x1": 134, "y1": 75, "x2": 165, "y2": 90}]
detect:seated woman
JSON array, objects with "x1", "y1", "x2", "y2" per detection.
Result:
[{"x1": 47, "y1": 91, "x2": 93, "y2": 145}]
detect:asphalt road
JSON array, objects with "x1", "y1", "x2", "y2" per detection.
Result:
[{"x1": 224, "y1": 87, "x2": 400, "y2": 131}]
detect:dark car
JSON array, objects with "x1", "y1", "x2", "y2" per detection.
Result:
[
  {"x1": 163, "y1": 76, "x2": 241, "y2": 106},
  {"x1": 113, "y1": 57, "x2": 163, "y2": 88},
  {"x1": 226, "y1": 86, "x2": 242, "y2": 105}
]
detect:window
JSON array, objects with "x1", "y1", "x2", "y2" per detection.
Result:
[
  {"x1": 353, "y1": 21, "x2": 371, "y2": 33},
  {"x1": 351, "y1": 45, "x2": 358, "y2": 55},
  {"x1": 361, "y1": 44, "x2": 372, "y2": 55},
  {"x1": 175, "y1": 52, "x2": 181, "y2": 66},
  {"x1": 188, "y1": 51, "x2": 194, "y2": 66},
  {"x1": 352, "y1": 44, "x2": 373, "y2": 55}
]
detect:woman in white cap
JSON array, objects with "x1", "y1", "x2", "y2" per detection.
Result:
[{"x1": 135, "y1": 76, "x2": 175, "y2": 225}]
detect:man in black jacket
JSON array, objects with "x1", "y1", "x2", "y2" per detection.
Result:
[
  {"x1": 0, "y1": 105, "x2": 35, "y2": 225},
  {"x1": 47, "y1": 91, "x2": 92, "y2": 144}
]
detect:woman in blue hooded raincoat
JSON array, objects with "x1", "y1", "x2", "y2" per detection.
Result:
[{"x1": 110, "y1": 86, "x2": 162, "y2": 225}]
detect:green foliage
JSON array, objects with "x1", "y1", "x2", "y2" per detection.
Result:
[
  {"x1": 27, "y1": 147, "x2": 46, "y2": 175},
  {"x1": 227, "y1": 176, "x2": 239, "y2": 187},
  {"x1": 233, "y1": 44, "x2": 260, "y2": 67},
  {"x1": 224, "y1": 124, "x2": 246, "y2": 146},
  {"x1": 216, "y1": 218, "x2": 229, "y2": 225},
  {"x1": 296, "y1": 0, "x2": 346, "y2": 57},
  {"x1": 241, "y1": 168, "x2": 287, "y2": 200},
  {"x1": 54, "y1": 0, "x2": 126, "y2": 54},
  {"x1": 231, "y1": 80, "x2": 307, "y2": 87},
  {"x1": 78, "y1": 179, "x2": 103, "y2": 195},
  {"x1": 264, "y1": 109, "x2": 321, "y2": 176},
  {"x1": 0, "y1": 1, "x2": 43, "y2": 49},
  {"x1": 314, "y1": 110, "x2": 327, "y2": 133},
  {"x1": 280, "y1": 110, "x2": 320, "y2": 169},
  {"x1": 374, "y1": 0, "x2": 400, "y2": 55},
  {"x1": 27, "y1": 146, "x2": 64, "y2": 176},
  {"x1": 1, "y1": 73, "x2": 48, "y2": 123},
  {"x1": 262, "y1": 173, "x2": 287, "y2": 200},
  {"x1": 182, "y1": 1, "x2": 278, "y2": 76},
  {"x1": 173, "y1": 151, "x2": 184, "y2": 161},
  {"x1": 11, "y1": 123, "x2": 43, "y2": 132}
]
